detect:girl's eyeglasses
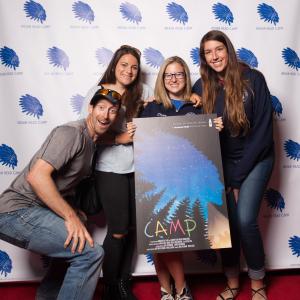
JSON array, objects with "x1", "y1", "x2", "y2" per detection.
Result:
[{"x1": 164, "y1": 72, "x2": 185, "y2": 80}]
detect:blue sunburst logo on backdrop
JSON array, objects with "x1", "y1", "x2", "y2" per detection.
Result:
[
  {"x1": 282, "y1": 47, "x2": 300, "y2": 71},
  {"x1": 289, "y1": 236, "x2": 300, "y2": 257},
  {"x1": 143, "y1": 48, "x2": 164, "y2": 69},
  {"x1": 212, "y1": 2, "x2": 234, "y2": 25},
  {"x1": 190, "y1": 47, "x2": 200, "y2": 67},
  {"x1": 19, "y1": 94, "x2": 44, "y2": 119},
  {"x1": 70, "y1": 94, "x2": 84, "y2": 115},
  {"x1": 0, "y1": 47, "x2": 20, "y2": 70},
  {"x1": 264, "y1": 188, "x2": 285, "y2": 212},
  {"x1": 95, "y1": 48, "x2": 113, "y2": 66},
  {"x1": 72, "y1": 1, "x2": 94, "y2": 24},
  {"x1": 257, "y1": 3, "x2": 279, "y2": 26},
  {"x1": 284, "y1": 139, "x2": 300, "y2": 161},
  {"x1": 237, "y1": 48, "x2": 258, "y2": 68},
  {"x1": 271, "y1": 95, "x2": 283, "y2": 117},
  {"x1": 0, "y1": 144, "x2": 18, "y2": 170},
  {"x1": 47, "y1": 47, "x2": 69, "y2": 71},
  {"x1": 120, "y1": 2, "x2": 142, "y2": 24},
  {"x1": 145, "y1": 253, "x2": 154, "y2": 265},
  {"x1": 0, "y1": 250, "x2": 12, "y2": 277},
  {"x1": 24, "y1": 0, "x2": 46, "y2": 24},
  {"x1": 166, "y1": 2, "x2": 188, "y2": 25}
]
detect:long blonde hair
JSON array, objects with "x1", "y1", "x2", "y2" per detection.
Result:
[
  {"x1": 154, "y1": 56, "x2": 192, "y2": 109},
  {"x1": 200, "y1": 30, "x2": 250, "y2": 136}
]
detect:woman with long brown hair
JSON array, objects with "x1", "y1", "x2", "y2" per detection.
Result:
[
  {"x1": 193, "y1": 30, "x2": 274, "y2": 300},
  {"x1": 80, "y1": 45, "x2": 153, "y2": 300}
]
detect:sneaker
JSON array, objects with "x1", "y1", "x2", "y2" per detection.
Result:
[
  {"x1": 175, "y1": 286, "x2": 193, "y2": 300},
  {"x1": 161, "y1": 286, "x2": 175, "y2": 300}
]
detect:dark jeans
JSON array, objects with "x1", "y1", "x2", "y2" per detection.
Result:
[
  {"x1": 221, "y1": 154, "x2": 274, "y2": 280},
  {"x1": 95, "y1": 171, "x2": 136, "y2": 283}
]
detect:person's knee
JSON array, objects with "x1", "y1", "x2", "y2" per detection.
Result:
[
  {"x1": 82, "y1": 243, "x2": 104, "y2": 266},
  {"x1": 93, "y1": 243, "x2": 104, "y2": 264}
]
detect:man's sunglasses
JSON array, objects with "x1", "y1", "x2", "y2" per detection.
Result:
[{"x1": 98, "y1": 88, "x2": 122, "y2": 101}]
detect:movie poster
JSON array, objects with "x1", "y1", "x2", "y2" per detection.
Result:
[{"x1": 133, "y1": 114, "x2": 231, "y2": 254}]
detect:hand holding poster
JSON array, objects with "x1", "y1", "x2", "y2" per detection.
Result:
[{"x1": 133, "y1": 114, "x2": 231, "y2": 254}]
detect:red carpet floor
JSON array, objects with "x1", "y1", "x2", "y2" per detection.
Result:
[{"x1": 1, "y1": 270, "x2": 300, "y2": 299}]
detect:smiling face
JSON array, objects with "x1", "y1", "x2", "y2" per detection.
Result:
[
  {"x1": 115, "y1": 53, "x2": 139, "y2": 87},
  {"x1": 87, "y1": 99, "x2": 119, "y2": 140},
  {"x1": 203, "y1": 40, "x2": 228, "y2": 77},
  {"x1": 164, "y1": 62, "x2": 186, "y2": 100}
]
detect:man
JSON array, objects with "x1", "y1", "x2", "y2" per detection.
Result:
[{"x1": 0, "y1": 88, "x2": 121, "y2": 300}]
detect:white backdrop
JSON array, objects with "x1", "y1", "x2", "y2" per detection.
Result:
[{"x1": 0, "y1": 0, "x2": 300, "y2": 282}]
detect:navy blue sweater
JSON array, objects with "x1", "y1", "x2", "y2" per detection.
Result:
[
  {"x1": 140, "y1": 100, "x2": 202, "y2": 118},
  {"x1": 192, "y1": 67, "x2": 274, "y2": 188}
]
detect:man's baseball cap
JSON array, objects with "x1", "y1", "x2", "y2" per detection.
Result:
[{"x1": 90, "y1": 88, "x2": 121, "y2": 106}]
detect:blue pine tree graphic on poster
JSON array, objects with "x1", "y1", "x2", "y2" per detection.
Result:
[
  {"x1": 120, "y1": 2, "x2": 142, "y2": 24},
  {"x1": 257, "y1": 3, "x2": 279, "y2": 26},
  {"x1": 143, "y1": 48, "x2": 164, "y2": 69},
  {"x1": 289, "y1": 236, "x2": 300, "y2": 257},
  {"x1": 135, "y1": 131, "x2": 223, "y2": 222},
  {"x1": 0, "y1": 47, "x2": 20, "y2": 70},
  {"x1": 72, "y1": 1, "x2": 94, "y2": 24},
  {"x1": 212, "y1": 3, "x2": 234, "y2": 25},
  {"x1": 282, "y1": 48, "x2": 300, "y2": 71},
  {"x1": 284, "y1": 139, "x2": 300, "y2": 161},
  {"x1": 19, "y1": 94, "x2": 43, "y2": 119},
  {"x1": 0, "y1": 250, "x2": 12, "y2": 277},
  {"x1": 24, "y1": 0, "x2": 46, "y2": 23},
  {"x1": 166, "y1": 2, "x2": 188, "y2": 25},
  {"x1": 0, "y1": 144, "x2": 18, "y2": 169}
]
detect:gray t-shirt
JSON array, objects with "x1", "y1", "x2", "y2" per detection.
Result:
[{"x1": 0, "y1": 119, "x2": 95, "y2": 213}]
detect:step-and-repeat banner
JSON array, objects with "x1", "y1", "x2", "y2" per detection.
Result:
[{"x1": 0, "y1": 0, "x2": 299, "y2": 281}]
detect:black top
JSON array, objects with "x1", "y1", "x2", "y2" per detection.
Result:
[{"x1": 192, "y1": 66, "x2": 274, "y2": 188}]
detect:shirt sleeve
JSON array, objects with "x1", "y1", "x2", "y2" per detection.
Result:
[
  {"x1": 38, "y1": 126, "x2": 83, "y2": 171},
  {"x1": 230, "y1": 70, "x2": 274, "y2": 188},
  {"x1": 139, "y1": 102, "x2": 156, "y2": 118}
]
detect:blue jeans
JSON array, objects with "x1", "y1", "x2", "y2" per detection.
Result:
[
  {"x1": 221, "y1": 154, "x2": 274, "y2": 280},
  {"x1": 0, "y1": 206, "x2": 104, "y2": 300}
]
